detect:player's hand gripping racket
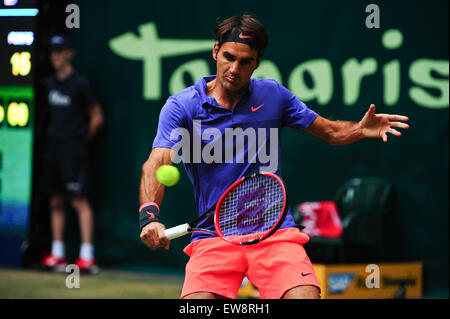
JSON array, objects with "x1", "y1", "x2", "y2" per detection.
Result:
[{"x1": 164, "y1": 172, "x2": 287, "y2": 245}]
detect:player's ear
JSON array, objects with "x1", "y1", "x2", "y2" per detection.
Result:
[{"x1": 213, "y1": 43, "x2": 219, "y2": 61}]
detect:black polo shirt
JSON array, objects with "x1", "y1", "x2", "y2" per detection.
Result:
[{"x1": 44, "y1": 71, "x2": 97, "y2": 139}]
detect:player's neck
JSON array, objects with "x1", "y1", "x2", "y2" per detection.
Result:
[
  {"x1": 206, "y1": 78, "x2": 247, "y2": 110},
  {"x1": 56, "y1": 64, "x2": 74, "y2": 81}
]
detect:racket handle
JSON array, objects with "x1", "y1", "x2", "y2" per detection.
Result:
[{"x1": 164, "y1": 224, "x2": 190, "y2": 240}]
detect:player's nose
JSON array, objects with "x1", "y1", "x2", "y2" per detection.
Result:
[{"x1": 229, "y1": 61, "x2": 240, "y2": 75}]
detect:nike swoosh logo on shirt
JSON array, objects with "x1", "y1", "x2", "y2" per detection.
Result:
[
  {"x1": 239, "y1": 33, "x2": 252, "y2": 39},
  {"x1": 301, "y1": 272, "x2": 312, "y2": 277},
  {"x1": 251, "y1": 104, "x2": 264, "y2": 112}
]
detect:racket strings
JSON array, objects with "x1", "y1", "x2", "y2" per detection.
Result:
[{"x1": 218, "y1": 175, "x2": 284, "y2": 243}]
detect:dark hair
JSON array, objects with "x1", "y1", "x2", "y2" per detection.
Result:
[{"x1": 214, "y1": 14, "x2": 268, "y2": 57}]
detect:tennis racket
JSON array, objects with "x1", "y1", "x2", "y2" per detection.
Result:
[{"x1": 164, "y1": 171, "x2": 288, "y2": 245}]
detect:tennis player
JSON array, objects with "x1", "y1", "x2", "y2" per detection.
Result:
[{"x1": 138, "y1": 14, "x2": 409, "y2": 299}]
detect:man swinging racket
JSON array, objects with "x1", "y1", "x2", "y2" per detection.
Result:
[{"x1": 138, "y1": 14, "x2": 409, "y2": 299}]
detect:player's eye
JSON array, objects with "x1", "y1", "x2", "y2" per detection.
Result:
[{"x1": 224, "y1": 53, "x2": 235, "y2": 61}]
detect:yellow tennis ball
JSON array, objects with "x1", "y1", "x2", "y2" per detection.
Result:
[{"x1": 156, "y1": 165, "x2": 180, "y2": 186}]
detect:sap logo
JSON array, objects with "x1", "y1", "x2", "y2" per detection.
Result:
[{"x1": 328, "y1": 273, "x2": 355, "y2": 294}]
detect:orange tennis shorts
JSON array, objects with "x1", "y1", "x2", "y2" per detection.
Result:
[{"x1": 181, "y1": 227, "x2": 321, "y2": 299}]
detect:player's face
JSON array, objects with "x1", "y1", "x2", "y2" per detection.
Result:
[
  {"x1": 50, "y1": 49, "x2": 73, "y2": 70},
  {"x1": 214, "y1": 42, "x2": 260, "y2": 93}
]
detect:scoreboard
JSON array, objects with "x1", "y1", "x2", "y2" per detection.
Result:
[{"x1": 0, "y1": 0, "x2": 37, "y2": 244}]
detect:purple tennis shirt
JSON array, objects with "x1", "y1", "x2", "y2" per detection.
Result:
[{"x1": 152, "y1": 75, "x2": 318, "y2": 242}]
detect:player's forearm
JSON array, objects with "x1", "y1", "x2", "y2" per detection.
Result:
[
  {"x1": 327, "y1": 120, "x2": 364, "y2": 146},
  {"x1": 139, "y1": 148, "x2": 174, "y2": 206},
  {"x1": 139, "y1": 160, "x2": 165, "y2": 206}
]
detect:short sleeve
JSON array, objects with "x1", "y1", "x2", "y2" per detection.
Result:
[
  {"x1": 80, "y1": 79, "x2": 98, "y2": 109},
  {"x1": 152, "y1": 97, "x2": 188, "y2": 150},
  {"x1": 279, "y1": 84, "x2": 318, "y2": 129}
]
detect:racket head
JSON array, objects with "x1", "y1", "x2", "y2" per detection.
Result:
[{"x1": 214, "y1": 172, "x2": 287, "y2": 245}]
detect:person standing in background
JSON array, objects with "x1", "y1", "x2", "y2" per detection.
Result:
[{"x1": 41, "y1": 35, "x2": 104, "y2": 274}]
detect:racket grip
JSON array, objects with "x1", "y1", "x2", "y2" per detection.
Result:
[{"x1": 164, "y1": 224, "x2": 190, "y2": 240}]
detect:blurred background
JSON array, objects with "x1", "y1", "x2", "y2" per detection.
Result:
[{"x1": 0, "y1": 0, "x2": 448, "y2": 298}]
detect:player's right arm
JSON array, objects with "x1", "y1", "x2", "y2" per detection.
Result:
[
  {"x1": 139, "y1": 147, "x2": 176, "y2": 250},
  {"x1": 141, "y1": 96, "x2": 187, "y2": 250}
]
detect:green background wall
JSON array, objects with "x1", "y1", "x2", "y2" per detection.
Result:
[{"x1": 66, "y1": 0, "x2": 448, "y2": 297}]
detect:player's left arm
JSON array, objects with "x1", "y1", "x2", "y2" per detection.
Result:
[
  {"x1": 304, "y1": 104, "x2": 409, "y2": 145},
  {"x1": 87, "y1": 103, "x2": 104, "y2": 139}
]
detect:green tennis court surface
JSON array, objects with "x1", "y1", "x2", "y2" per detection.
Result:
[{"x1": 0, "y1": 267, "x2": 183, "y2": 298}]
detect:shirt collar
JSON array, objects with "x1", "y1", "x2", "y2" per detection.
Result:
[{"x1": 195, "y1": 75, "x2": 254, "y2": 108}]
